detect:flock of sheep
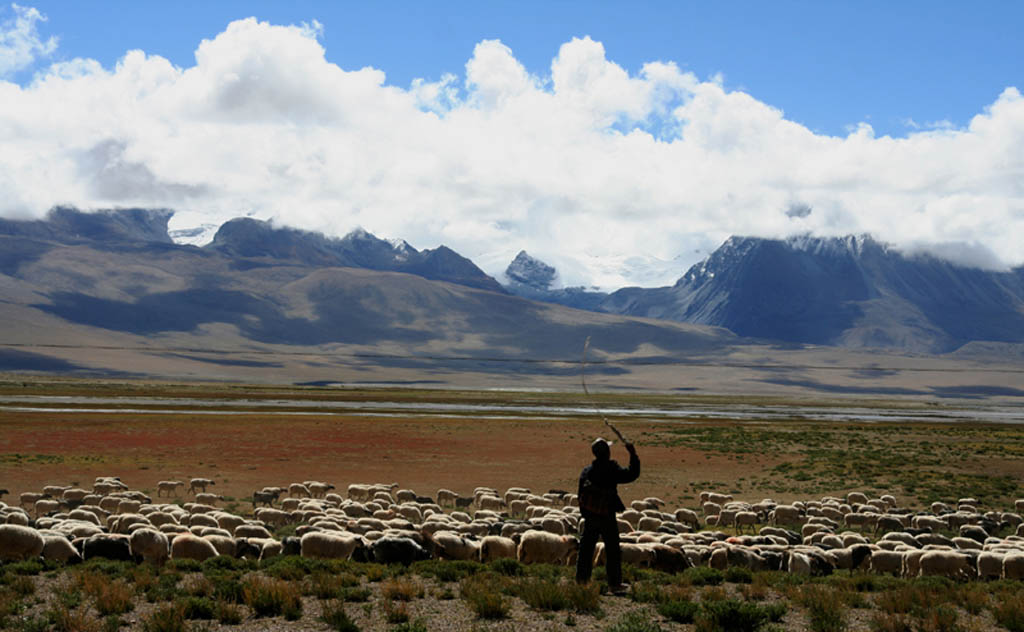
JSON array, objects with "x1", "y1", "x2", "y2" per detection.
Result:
[{"x1": 4, "y1": 477, "x2": 1024, "y2": 583}]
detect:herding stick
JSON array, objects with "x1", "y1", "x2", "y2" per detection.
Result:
[{"x1": 581, "y1": 336, "x2": 630, "y2": 445}]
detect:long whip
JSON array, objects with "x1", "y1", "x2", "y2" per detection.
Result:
[{"x1": 581, "y1": 336, "x2": 629, "y2": 445}]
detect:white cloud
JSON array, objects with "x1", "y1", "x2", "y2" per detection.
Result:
[
  {"x1": 0, "y1": 3, "x2": 56, "y2": 77},
  {"x1": 0, "y1": 16, "x2": 1023, "y2": 289}
]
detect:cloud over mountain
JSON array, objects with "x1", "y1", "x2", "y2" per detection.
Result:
[{"x1": 1, "y1": 12, "x2": 1022, "y2": 289}]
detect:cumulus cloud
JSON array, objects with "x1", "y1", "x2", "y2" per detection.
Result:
[
  {"x1": 0, "y1": 15, "x2": 1022, "y2": 288},
  {"x1": 0, "y1": 3, "x2": 56, "y2": 77}
]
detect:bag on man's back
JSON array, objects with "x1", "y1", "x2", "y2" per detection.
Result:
[{"x1": 578, "y1": 479, "x2": 613, "y2": 516}]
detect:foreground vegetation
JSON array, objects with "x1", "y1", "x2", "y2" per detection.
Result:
[{"x1": 3, "y1": 556, "x2": 1024, "y2": 631}]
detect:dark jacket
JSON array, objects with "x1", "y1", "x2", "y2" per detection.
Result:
[{"x1": 578, "y1": 450, "x2": 640, "y2": 518}]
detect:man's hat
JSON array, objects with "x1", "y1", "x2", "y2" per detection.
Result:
[{"x1": 591, "y1": 437, "x2": 613, "y2": 456}]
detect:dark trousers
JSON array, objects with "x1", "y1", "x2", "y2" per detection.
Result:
[{"x1": 575, "y1": 514, "x2": 622, "y2": 586}]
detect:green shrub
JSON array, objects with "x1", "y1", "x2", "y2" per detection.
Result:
[
  {"x1": 381, "y1": 577, "x2": 423, "y2": 601},
  {"x1": 391, "y1": 619, "x2": 428, "y2": 632},
  {"x1": 695, "y1": 599, "x2": 772, "y2": 632},
  {"x1": 797, "y1": 585, "x2": 847, "y2": 632},
  {"x1": 867, "y1": 612, "x2": 913, "y2": 632},
  {"x1": 87, "y1": 579, "x2": 135, "y2": 617},
  {"x1": 320, "y1": 600, "x2": 360, "y2": 632},
  {"x1": 517, "y1": 577, "x2": 569, "y2": 611},
  {"x1": 684, "y1": 567, "x2": 724, "y2": 586},
  {"x1": 7, "y1": 575, "x2": 35, "y2": 597},
  {"x1": 993, "y1": 594, "x2": 1024, "y2": 632},
  {"x1": 489, "y1": 558, "x2": 524, "y2": 577},
  {"x1": 382, "y1": 599, "x2": 410, "y2": 624},
  {"x1": 179, "y1": 596, "x2": 216, "y2": 620},
  {"x1": 242, "y1": 576, "x2": 303, "y2": 619},
  {"x1": 168, "y1": 559, "x2": 201, "y2": 573},
  {"x1": 566, "y1": 581, "x2": 602, "y2": 614},
  {"x1": 657, "y1": 599, "x2": 699, "y2": 623},
  {"x1": 141, "y1": 603, "x2": 186, "y2": 632},
  {"x1": 412, "y1": 559, "x2": 483, "y2": 582},
  {"x1": 725, "y1": 567, "x2": 753, "y2": 584},
  {"x1": 215, "y1": 601, "x2": 243, "y2": 625},
  {"x1": 604, "y1": 610, "x2": 664, "y2": 632},
  {"x1": 917, "y1": 604, "x2": 960, "y2": 632},
  {"x1": 341, "y1": 586, "x2": 372, "y2": 602},
  {"x1": 460, "y1": 573, "x2": 510, "y2": 620}
]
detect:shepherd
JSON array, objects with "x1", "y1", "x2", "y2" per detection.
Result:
[{"x1": 575, "y1": 437, "x2": 640, "y2": 592}]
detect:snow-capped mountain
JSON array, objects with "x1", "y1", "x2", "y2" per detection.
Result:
[{"x1": 598, "y1": 234, "x2": 1024, "y2": 353}]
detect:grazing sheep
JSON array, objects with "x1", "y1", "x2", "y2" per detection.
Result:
[
  {"x1": 479, "y1": 535, "x2": 517, "y2": 563},
  {"x1": 299, "y1": 532, "x2": 364, "y2": 559},
  {"x1": 517, "y1": 530, "x2": 578, "y2": 565},
  {"x1": 770, "y1": 505, "x2": 804, "y2": 526},
  {"x1": 252, "y1": 490, "x2": 281, "y2": 507},
  {"x1": 918, "y1": 550, "x2": 976, "y2": 580},
  {"x1": 977, "y1": 551, "x2": 1005, "y2": 580},
  {"x1": 1003, "y1": 552, "x2": 1024, "y2": 580},
  {"x1": 432, "y1": 531, "x2": 481, "y2": 561},
  {"x1": 41, "y1": 535, "x2": 81, "y2": 564},
  {"x1": 156, "y1": 481, "x2": 184, "y2": 497},
  {"x1": 129, "y1": 529, "x2": 170, "y2": 565},
  {"x1": 288, "y1": 483, "x2": 311, "y2": 498},
  {"x1": 870, "y1": 550, "x2": 905, "y2": 576},
  {"x1": 194, "y1": 493, "x2": 222, "y2": 506},
  {"x1": 0, "y1": 525, "x2": 45, "y2": 561},
  {"x1": 734, "y1": 511, "x2": 759, "y2": 534},
  {"x1": 82, "y1": 534, "x2": 133, "y2": 561},
  {"x1": 188, "y1": 478, "x2": 215, "y2": 495},
  {"x1": 308, "y1": 482, "x2": 335, "y2": 498},
  {"x1": 371, "y1": 536, "x2": 428, "y2": 565},
  {"x1": 171, "y1": 533, "x2": 219, "y2": 561}
]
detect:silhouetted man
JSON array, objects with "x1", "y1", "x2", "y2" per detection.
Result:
[{"x1": 575, "y1": 437, "x2": 639, "y2": 592}]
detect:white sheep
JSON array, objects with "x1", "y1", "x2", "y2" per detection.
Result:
[
  {"x1": 918, "y1": 550, "x2": 975, "y2": 580},
  {"x1": 432, "y1": 530, "x2": 481, "y2": 561},
  {"x1": 41, "y1": 535, "x2": 81, "y2": 563},
  {"x1": 517, "y1": 530, "x2": 578, "y2": 565},
  {"x1": 300, "y1": 531, "x2": 365, "y2": 560},
  {"x1": 129, "y1": 528, "x2": 170, "y2": 565},
  {"x1": 0, "y1": 525, "x2": 45, "y2": 561},
  {"x1": 156, "y1": 481, "x2": 184, "y2": 497},
  {"x1": 171, "y1": 533, "x2": 219, "y2": 561},
  {"x1": 436, "y1": 489, "x2": 458, "y2": 507},
  {"x1": 189, "y1": 478, "x2": 215, "y2": 494},
  {"x1": 479, "y1": 535, "x2": 517, "y2": 563}
]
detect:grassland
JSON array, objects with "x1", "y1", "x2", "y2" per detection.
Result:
[{"x1": 3, "y1": 377, "x2": 1024, "y2": 630}]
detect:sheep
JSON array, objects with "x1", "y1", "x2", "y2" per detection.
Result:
[
  {"x1": 202, "y1": 535, "x2": 237, "y2": 557},
  {"x1": 156, "y1": 481, "x2": 184, "y2": 497},
  {"x1": 734, "y1": 511, "x2": 759, "y2": 534},
  {"x1": 288, "y1": 483, "x2": 311, "y2": 498},
  {"x1": 194, "y1": 493, "x2": 222, "y2": 506},
  {"x1": 0, "y1": 525, "x2": 45, "y2": 561},
  {"x1": 517, "y1": 530, "x2": 578, "y2": 565},
  {"x1": 1003, "y1": 552, "x2": 1024, "y2": 580},
  {"x1": 41, "y1": 535, "x2": 82, "y2": 564},
  {"x1": 870, "y1": 549, "x2": 905, "y2": 576},
  {"x1": 82, "y1": 534, "x2": 133, "y2": 561},
  {"x1": 371, "y1": 536, "x2": 428, "y2": 565},
  {"x1": 34, "y1": 499, "x2": 61, "y2": 517},
  {"x1": 977, "y1": 551, "x2": 1005, "y2": 580},
  {"x1": 61, "y1": 488, "x2": 89, "y2": 503},
  {"x1": 918, "y1": 550, "x2": 976, "y2": 580},
  {"x1": 186, "y1": 478, "x2": 212, "y2": 494},
  {"x1": 308, "y1": 482, "x2": 335, "y2": 498},
  {"x1": 235, "y1": 524, "x2": 273, "y2": 539},
  {"x1": 129, "y1": 529, "x2": 170, "y2": 565},
  {"x1": 252, "y1": 490, "x2": 280, "y2": 507},
  {"x1": 171, "y1": 533, "x2": 219, "y2": 561},
  {"x1": 432, "y1": 530, "x2": 481, "y2": 561},
  {"x1": 479, "y1": 535, "x2": 517, "y2": 563},
  {"x1": 19, "y1": 492, "x2": 44, "y2": 508},
  {"x1": 770, "y1": 505, "x2": 804, "y2": 526}
]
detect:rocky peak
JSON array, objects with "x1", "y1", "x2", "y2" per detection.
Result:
[{"x1": 505, "y1": 250, "x2": 557, "y2": 290}]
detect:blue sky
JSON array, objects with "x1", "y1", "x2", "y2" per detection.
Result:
[
  {"x1": 18, "y1": 1, "x2": 1022, "y2": 138},
  {"x1": 2, "y1": 2, "x2": 1023, "y2": 288}
]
